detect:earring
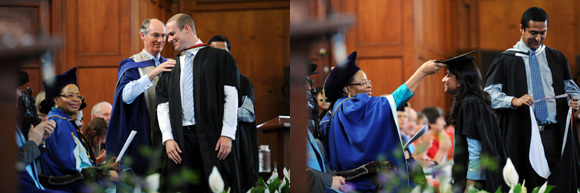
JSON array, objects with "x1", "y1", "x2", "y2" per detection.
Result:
[
  {"x1": 457, "y1": 85, "x2": 460, "y2": 88},
  {"x1": 348, "y1": 93, "x2": 352, "y2": 98},
  {"x1": 55, "y1": 104, "x2": 59, "y2": 108}
]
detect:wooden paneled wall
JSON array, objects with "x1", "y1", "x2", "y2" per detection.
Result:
[
  {"x1": 334, "y1": 0, "x2": 454, "y2": 112},
  {"x1": 181, "y1": 0, "x2": 290, "y2": 124}
]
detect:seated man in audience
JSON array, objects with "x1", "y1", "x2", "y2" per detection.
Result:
[
  {"x1": 16, "y1": 71, "x2": 59, "y2": 192},
  {"x1": 91, "y1": 101, "x2": 112, "y2": 122}
]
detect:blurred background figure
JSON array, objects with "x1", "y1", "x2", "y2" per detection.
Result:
[
  {"x1": 91, "y1": 101, "x2": 112, "y2": 122},
  {"x1": 83, "y1": 117, "x2": 108, "y2": 164}
]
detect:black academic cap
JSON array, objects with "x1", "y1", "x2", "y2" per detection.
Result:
[
  {"x1": 323, "y1": 51, "x2": 361, "y2": 102},
  {"x1": 438, "y1": 50, "x2": 478, "y2": 67},
  {"x1": 39, "y1": 67, "x2": 79, "y2": 114},
  {"x1": 308, "y1": 61, "x2": 318, "y2": 75},
  {"x1": 18, "y1": 70, "x2": 29, "y2": 87}
]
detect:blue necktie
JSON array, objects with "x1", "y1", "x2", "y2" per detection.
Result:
[
  {"x1": 183, "y1": 52, "x2": 195, "y2": 122},
  {"x1": 153, "y1": 57, "x2": 160, "y2": 67},
  {"x1": 530, "y1": 50, "x2": 548, "y2": 124}
]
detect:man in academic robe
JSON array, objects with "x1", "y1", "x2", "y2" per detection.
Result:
[
  {"x1": 106, "y1": 18, "x2": 176, "y2": 176},
  {"x1": 208, "y1": 35, "x2": 259, "y2": 191},
  {"x1": 484, "y1": 7, "x2": 580, "y2": 191},
  {"x1": 157, "y1": 13, "x2": 242, "y2": 192}
]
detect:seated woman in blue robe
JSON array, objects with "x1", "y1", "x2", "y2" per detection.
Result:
[
  {"x1": 38, "y1": 68, "x2": 122, "y2": 192},
  {"x1": 319, "y1": 52, "x2": 442, "y2": 192}
]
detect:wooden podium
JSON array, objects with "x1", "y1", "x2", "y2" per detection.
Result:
[{"x1": 257, "y1": 116, "x2": 290, "y2": 176}]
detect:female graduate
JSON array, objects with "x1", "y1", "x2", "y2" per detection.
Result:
[
  {"x1": 441, "y1": 51, "x2": 507, "y2": 193},
  {"x1": 320, "y1": 51, "x2": 441, "y2": 192}
]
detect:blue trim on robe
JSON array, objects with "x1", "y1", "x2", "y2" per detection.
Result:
[
  {"x1": 41, "y1": 108, "x2": 95, "y2": 192},
  {"x1": 106, "y1": 57, "x2": 167, "y2": 176},
  {"x1": 16, "y1": 128, "x2": 45, "y2": 192},
  {"x1": 307, "y1": 130, "x2": 326, "y2": 172},
  {"x1": 322, "y1": 84, "x2": 414, "y2": 192}
]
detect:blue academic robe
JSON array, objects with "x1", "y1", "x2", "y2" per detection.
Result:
[
  {"x1": 321, "y1": 84, "x2": 413, "y2": 192},
  {"x1": 16, "y1": 128, "x2": 45, "y2": 192},
  {"x1": 106, "y1": 56, "x2": 167, "y2": 176},
  {"x1": 41, "y1": 108, "x2": 96, "y2": 192}
]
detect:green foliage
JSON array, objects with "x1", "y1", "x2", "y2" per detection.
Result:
[
  {"x1": 250, "y1": 186, "x2": 266, "y2": 193},
  {"x1": 268, "y1": 178, "x2": 280, "y2": 193},
  {"x1": 249, "y1": 175, "x2": 290, "y2": 193},
  {"x1": 480, "y1": 155, "x2": 499, "y2": 172},
  {"x1": 280, "y1": 178, "x2": 290, "y2": 193},
  {"x1": 513, "y1": 184, "x2": 522, "y2": 193},
  {"x1": 495, "y1": 186, "x2": 503, "y2": 193}
]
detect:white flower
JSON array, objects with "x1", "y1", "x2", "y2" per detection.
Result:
[
  {"x1": 538, "y1": 181, "x2": 547, "y2": 193},
  {"x1": 521, "y1": 180, "x2": 527, "y2": 193},
  {"x1": 274, "y1": 190, "x2": 279, "y2": 193},
  {"x1": 265, "y1": 189, "x2": 270, "y2": 193},
  {"x1": 283, "y1": 167, "x2": 290, "y2": 183},
  {"x1": 503, "y1": 158, "x2": 519, "y2": 188},
  {"x1": 279, "y1": 177, "x2": 286, "y2": 191},
  {"x1": 145, "y1": 173, "x2": 160, "y2": 193},
  {"x1": 209, "y1": 166, "x2": 224, "y2": 193},
  {"x1": 410, "y1": 186, "x2": 421, "y2": 193},
  {"x1": 267, "y1": 171, "x2": 279, "y2": 184}
]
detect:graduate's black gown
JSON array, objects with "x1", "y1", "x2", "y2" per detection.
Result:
[
  {"x1": 156, "y1": 46, "x2": 243, "y2": 193},
  {"x1": 485, "y1": 46, "x2": 580, "y2": 192},
  {"x1": 452, "y1": 95, "x2": 507, "y2": 193}
]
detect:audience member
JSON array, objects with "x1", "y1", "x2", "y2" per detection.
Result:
[
  {"x1": 91, "y1": 101, "x2": 111, "y2": 122},
  {"x1": 422, "y1": 106, "x2": 452, "y2": 164},
  {"x1": 84, "y1": 118, "x2": 108, "y2": 164},
  {"x1": 16, "y1": 71, "x2": 58, "y2": 192}
]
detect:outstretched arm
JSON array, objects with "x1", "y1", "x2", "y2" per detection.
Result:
[{"x1": 405, "y1": 60, "x2": 442, "y2": 92}]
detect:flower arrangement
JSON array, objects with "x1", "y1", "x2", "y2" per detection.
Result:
[
  {"x1": 207, "y1": 166, "x2": 290, "y2": 193},
  {"x1": 247, "y1": 168, "x2": 291, "y2": 193}
]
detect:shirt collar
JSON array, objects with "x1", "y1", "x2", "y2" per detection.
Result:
[
  {"x1": 514, "y1": 38, "x2": 545, "y2": 55},
  {"x1": 183, "y1": 39, "x2": 205, "y2": 56},
  {"x1": 141, "y1": 50, "x2": 161, "y2": 61}
]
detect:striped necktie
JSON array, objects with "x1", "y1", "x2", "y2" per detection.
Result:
[
  {"x1": 183, "y1": 52, "x2": 195, "y2": 122},
  {"x1": 530, "y1": 50, "x2": 548, "y2": 124}
]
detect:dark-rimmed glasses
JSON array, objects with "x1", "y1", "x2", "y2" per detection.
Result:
[
  {"x1": 58, "y1": 94, "x2": 84, "y2": 100},
  {"x1": 348, "y1": 80, "x2": 371, "y2": 86}
]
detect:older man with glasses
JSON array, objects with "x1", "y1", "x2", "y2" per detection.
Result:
[{"x1": 106, "y1": 18, "x2": 176, "y2": 176}]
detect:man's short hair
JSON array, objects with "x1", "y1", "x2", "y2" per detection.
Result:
[
  {"x1": 167, "y1": 13, "x2": 196, "y2": 35},
  {"x1": 521, "y1": 7, "x2": 548, "y2": 30},
  {"x1": 208, "y1": 35, "x2": 231, "y2": 52},
  {"x1": 91, "y1": 101, "x2": 112, "y2": 117},
  {"x1": 140, "y1": 19, "x2": 151, "y2": 34}
]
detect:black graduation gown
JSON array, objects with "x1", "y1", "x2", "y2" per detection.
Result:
[
  {"x1": 156, "y1": 46, "x2": 242, "y2": 192},
  {"x1": 485, "y1": 46, "x2": 580, "y2": 192},
  {"x1": 452, "y1": 95, "x2": 508, "y2": 193},
  {"x1": 234, "y1": 74, "x2": 259, "y2": 191}
]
